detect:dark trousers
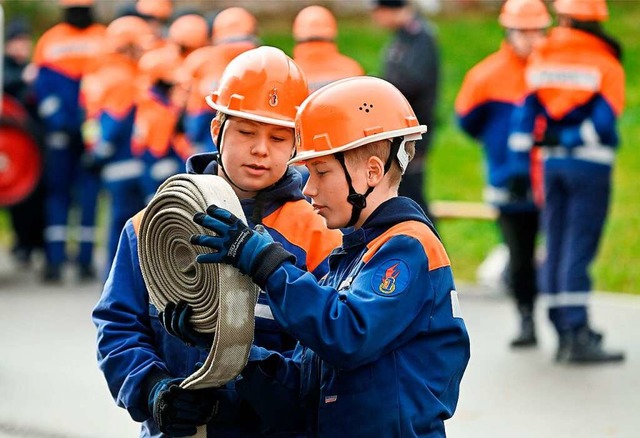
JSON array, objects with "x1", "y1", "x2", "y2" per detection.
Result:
[
  {"x1": 497, "y1": 209, "x2": 539, "y2": 311},
  {"x1": 9, "y1": 182, "x2": 45, "y2": 253},
  {"x1": 541, "y1": 163, "x2": 610, "y2": 332}
]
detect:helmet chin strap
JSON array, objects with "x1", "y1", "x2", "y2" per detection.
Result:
[
  {"x1": 336, "y1": 136, "x2": 405, "y2": 228},
  {"x1": 215, "y1": 117, "x2": 255, "y2": 194}
]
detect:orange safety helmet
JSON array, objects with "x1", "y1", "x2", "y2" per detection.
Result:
[
  {"x1": 59, "y1": 0, "x2": 94, "y2": 6},
  {"x1": 136, "y1": 0, "x2": 173, "y2": 21},
  {"x1": 293, "y1": 5, "x2": 338, "y2": 42},
  {"x1": 554, "y1": 0, "x2": 608, "y2": 21},
  {"x1": 206, "y1": 46, "x2": 308, "y2": 128},
  {"x1": 212, "y1": 7, "x2": 258, "y2": 45},
  {"x1": 289, "y1": 76, "x2": 426, "y2": 166},
  {"x1": 499, "y1": 0, "x2": 552, "y2": 30},
  {"x1": 138, "y1": 45, "x2": 181, "y2": 84},
  {"x1": 168, "y1": 14, "x2": 209, "y2": 51},
  {"x1": 105, "y1": 15, "x2": 154, "y2": 52}
]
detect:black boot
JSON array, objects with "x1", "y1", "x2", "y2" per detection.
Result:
[
  {"x1": 510, "y1": 306, "x2": 537, "y2": 348},
  {"x1": 78, "y1": 264, "x2": 97, "y2": 282},
  {"x1": 42, "y1": 263, "x2": 63, "y2": 283},
  {"x1": 556, "y1": 326, "x2": 625, "y2": 364}
]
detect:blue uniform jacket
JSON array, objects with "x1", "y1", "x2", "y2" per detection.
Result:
[
  {"x1": 237, "y1": 197, "x2": 470, "y2": 437},
  {"x1": 455, "y1": 42, "x2": 536, "y2": 212},
  {"x1": 93, "y1": 154, "x2": 341, "y2": 437}
]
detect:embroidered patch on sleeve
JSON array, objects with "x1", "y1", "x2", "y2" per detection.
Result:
[{"x1": 371, "y1": 259, "x2": 411, "y2": 297}]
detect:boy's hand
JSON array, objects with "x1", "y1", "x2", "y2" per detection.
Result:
[
  {"x1": 147, "y1": 377, "x2": 218, "y2": 437},
  {"x1": 191, "y1": 205, "x2": 295, "y2": 287},
  {"x1": 159, "y1": 301, "x2": 214, "y2": 351}
]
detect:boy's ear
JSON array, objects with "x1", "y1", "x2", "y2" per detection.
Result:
[
  {"x1": 211, "y1": 118, "x2": 221, "y2": 137},
  {"x1": 366, "y1": 155, "x2": 385, "y2": 187}
]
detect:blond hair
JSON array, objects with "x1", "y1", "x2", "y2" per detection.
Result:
[{"x1": 344, "y1": 139, "x2": 415, "y2": 188}]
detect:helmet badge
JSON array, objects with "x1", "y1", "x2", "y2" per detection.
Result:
[{"x1": 269, "y1": 87, "x2": 279, "y2": 107}]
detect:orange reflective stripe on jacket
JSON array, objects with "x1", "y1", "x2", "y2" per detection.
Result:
[
  {"x1": 262, "y1": 199, "x2": 342, "y2": 274},
  {"x1": 293, "y1": 41, "x2": 364, "y2": 92},
  {"x1": 363, "y1": 221, "x2": 450, "y2": 272},
  {"x1": 455, "y1": 42, "x2": 528, "y2": 116}
]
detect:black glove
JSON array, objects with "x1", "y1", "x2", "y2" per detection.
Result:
[
  {"x1": 159, "y1": 300, "x2": 214, "y2": 351},
  {"x1": 506, "y1": 175, "x2": 532, "y2": 203},
  {"x1": 80, "y1": 151, "x2": 104, "y2": 175},
  {"x1": 147, "y1": 376, "x2": 218, "y2": 437},
  {"x1": 536, "y1": 125, "x2": 560, "y2": 146},
  {"x1": 191, "y1": 205, "x2": 295, "y2": 287}
]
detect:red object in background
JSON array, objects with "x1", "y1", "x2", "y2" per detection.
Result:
[
  {"x1": 530, "y1": 114, "x2": 546, "y2": 208},
  {"x1": 530, "y1": 146, "x2": 544, "y2": 208},
  {"x1": 0, "y1": 95, "x2": 42, "y2": 207}
]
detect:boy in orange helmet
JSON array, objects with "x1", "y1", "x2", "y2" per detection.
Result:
[
  {"x1": 185, "y1": 76, "x2": 470, "y2": 436},
  {"x1": 93, "y1": 46, "x2": 342, "y2": 437},
  {"x1": 455, "y1": 0, "x2": 551, "y2": 348},
  {"x1": 508, "y1": 0, "x2": 625, "y2": 363}
]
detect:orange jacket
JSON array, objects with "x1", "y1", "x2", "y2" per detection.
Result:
[
  {"x1": 33, "y1": 23, "x2": 106, "y2": 80},
  {"x1": 293, "y1": 41, "x2": 364, "y2": 92},
  {"x1": 526, "y1": 27, "x2": 624, "y2": 120},
  {"x1": 182, "y1": 41, "x2": 257, "y2": 114}
]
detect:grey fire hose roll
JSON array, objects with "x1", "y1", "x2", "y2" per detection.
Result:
[{"x1": 138, "y1": 173, "x2": 259, "y2": 391}]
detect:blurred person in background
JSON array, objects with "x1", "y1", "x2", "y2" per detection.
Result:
[
  {"x1": 371, "y1": 0, "x2": 439, "y2": 222},
  {"x1": 3, "y1": 17, "x2": 45, "y2": 267},
  {"x1": 291, "y1": 4, "x2": 365, "y2": 183},
  {"x1": 135, "y1": 0, "x2": 173, "y2": 40},
  {"x1": 79, "y1": 15, "x2": 155, "y2": 275},
  {"x1": 455, "y1": 0, "x2": 551, "y2": 348},
  {"x1": 179, "y1": 7, "x2": 260, "y2": 155},
  {"x1": 508, "y1": 0, "x2": 625, "y2": 364},
  {"x1": 292, "y1": 5, "x2": 364, "y2": 93},
  {"x1": 132, "y1": 44, "x2": 189, "y2": 204},
  {"x1": 32, "y1": 0, "x2": 106, "y2": 282}
]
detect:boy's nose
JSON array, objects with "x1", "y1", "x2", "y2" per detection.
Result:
[{"x1": 250, "y1": 138, "x2": 269, "y2": 156}]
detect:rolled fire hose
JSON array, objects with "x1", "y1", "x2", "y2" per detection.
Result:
[{"x1": 138, "y1": 173, "x2": 259, "y2": 436}]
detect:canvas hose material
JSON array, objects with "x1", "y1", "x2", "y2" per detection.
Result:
[{"x1": 138, "y1": 174, "x2": 259, "y2": 436}]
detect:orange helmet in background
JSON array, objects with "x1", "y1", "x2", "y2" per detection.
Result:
[
  {"x1": 59, "y1": 0, "x2": 94, "y2": 6},
  {"x1": 136, "y1": 0, "x2": 173, "y2": 22},
  {"x1": 138, "y1": 45, "x2": 181, "y2": 84},
  {"x1": 206, "y1": 46, "x2": 308, "y2": 128},
  {"x1": 499, "y1": 0, "x2": 552, "y2": 29},
  {"x1": 105, "y1": 16, "x2": 154, "y2": 53},
  {"x1": 289, "y1": 76, "x2": 426, "y2": 166},
  {"x1": 293, "y1": 5, "x2": 338, "y2": 42},
  {"x1": 169, "y1": 14, "x2": 209, "y2": 51},
  {"x1": 212, "y1": 7, "x2": 258, "y2": 45},
  {"x1": 554, "y1": 0, "x2": 608, "y2": 21}
]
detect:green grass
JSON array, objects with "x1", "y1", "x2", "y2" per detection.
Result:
[{"x1": 2, "y1": 3, "x2": 638, "y2": 293}]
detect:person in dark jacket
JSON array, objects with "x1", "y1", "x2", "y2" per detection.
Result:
[
  {"x1": 3, "y1": 17, "x2": 45, "y2": 266},
  {"x1": 372, "y1": 0, "x2": 439, "y2": 221}
]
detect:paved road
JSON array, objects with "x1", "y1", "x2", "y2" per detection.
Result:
[{"x1": 0, "y1": 253, "x2": 638, "y2": 438}]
